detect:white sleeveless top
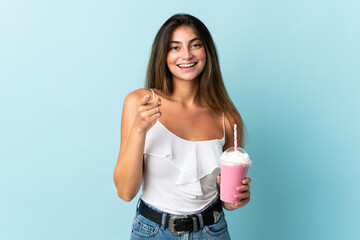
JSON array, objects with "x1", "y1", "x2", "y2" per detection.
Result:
[{"x1": 141, "y1": 89, "x2": 226, "y2": 214}]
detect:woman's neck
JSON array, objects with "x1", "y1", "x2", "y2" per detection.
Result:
[{"x1": 171, "y1": 79, "x2": 203, "y2": 107}]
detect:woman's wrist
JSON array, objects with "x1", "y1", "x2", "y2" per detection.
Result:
[{"x1": 131, "y1": 123, "x2": 148, "y2": 136}]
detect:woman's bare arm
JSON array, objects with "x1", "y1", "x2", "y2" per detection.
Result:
[{"x1": 113, "y1": 89, "x2": 161, "y2": 201}]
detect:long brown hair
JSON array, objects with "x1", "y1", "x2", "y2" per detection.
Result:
[{"x1": 145, "y1": 14, "x2": 245, "y2": 147}]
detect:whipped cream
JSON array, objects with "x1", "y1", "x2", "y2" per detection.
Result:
[{"x1": 221, "y1": 149, "x2": 252, "y2": 166}]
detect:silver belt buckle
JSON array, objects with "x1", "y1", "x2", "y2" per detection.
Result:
[{"x1": 168, "y1": 215, "x2": 198, "y2": 236}]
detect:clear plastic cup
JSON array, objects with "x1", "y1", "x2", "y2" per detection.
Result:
[{"x1": 220, "y1": 147, "x2": 252, "y2": 203}]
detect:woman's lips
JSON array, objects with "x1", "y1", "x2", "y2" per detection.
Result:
[{"x1": 177, "y1": 62, "x2": 197, "y2": 68}]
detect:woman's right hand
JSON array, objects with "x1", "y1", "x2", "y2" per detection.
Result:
[{"x1": 133, "y1": 94, "x2": 162, "y2": 133}]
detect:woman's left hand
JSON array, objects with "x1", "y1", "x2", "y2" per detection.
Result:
[{"x1": 217, "y1": 176, "x2": 251, "y2": 211}]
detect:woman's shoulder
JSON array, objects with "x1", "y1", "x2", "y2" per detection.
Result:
[
  {"x1": 126, "y1": 88, "x2": 152, "y2": 99},
  {"x1": 121, "y1": 89, "x2": 152, "y2": 112},
  {"x1": 224, "y1": 111, "x2": 241, "y2": 127},
  {"x1": 123, "y1": 88, "x2": 153, "y2": 104}
]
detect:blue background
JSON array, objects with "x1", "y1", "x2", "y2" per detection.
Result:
[{"x1": 1, "y1": 0, "x2": 359, "y2": 239}]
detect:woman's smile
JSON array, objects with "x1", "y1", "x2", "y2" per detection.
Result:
[{"x1": 177, "y1": 62, "x2": 197, "y2": 68}]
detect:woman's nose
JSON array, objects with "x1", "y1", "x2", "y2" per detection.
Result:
[{"x1": 182, "y1": 47, "x2": 193, "y2": 60}]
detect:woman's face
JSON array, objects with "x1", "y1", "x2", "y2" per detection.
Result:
[{"x1": 166, "y1": 25, "x2": 206, "y2": 83}]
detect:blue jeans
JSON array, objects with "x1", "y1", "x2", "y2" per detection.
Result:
[{"x1": 130, "y1": 199, "x2": 231, "y2": 240}]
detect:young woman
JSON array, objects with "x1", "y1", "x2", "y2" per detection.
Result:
[{"x1": 114, "y1": 14, "x2": 251, "y2": 239}]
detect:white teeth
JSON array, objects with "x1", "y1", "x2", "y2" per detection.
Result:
[{"x1": 178, "y1": 63, "x2": 196, "y2": 68}]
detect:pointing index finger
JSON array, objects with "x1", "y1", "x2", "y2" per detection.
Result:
[{"x1": 138, "y1": 94, "x2": 151, "y2": 106}]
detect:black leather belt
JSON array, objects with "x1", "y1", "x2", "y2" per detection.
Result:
[{"x1": 138, "y1": 198, "x2": 223, "y2": 236}]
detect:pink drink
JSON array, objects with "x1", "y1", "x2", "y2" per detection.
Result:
[{"x1": 220, "y1": 148, "x2": 252, "y2": 203}]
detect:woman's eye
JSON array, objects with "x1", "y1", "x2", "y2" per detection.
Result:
[
  {"x1": 192, "y1": 43, "x2": 201, "y2": 48},
  {"x1": 170, "y1": 46, "x2": 179, "y2": 50}
]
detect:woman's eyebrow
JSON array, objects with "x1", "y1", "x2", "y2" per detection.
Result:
[
  {"x1": 169, "y1": 38, "x2": 200, "y2": 44},
  {"x1": 189, "y1": 38, "x2": 200, "y2": 43}
]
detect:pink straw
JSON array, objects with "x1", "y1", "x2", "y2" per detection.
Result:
[{"x1": 234, "y1": 124, "x2": 237, "y2": 151}]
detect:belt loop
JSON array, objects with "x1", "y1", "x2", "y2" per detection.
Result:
[
  {"x1": 160, "y1": 213, "x2": 167, "y2": 230},
  {"x1": 197, "y1": 213, "x2": 204, "y2": 229},
  {"x1": 136, "y1": 198, "x2": 141, "y2": 211}
]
